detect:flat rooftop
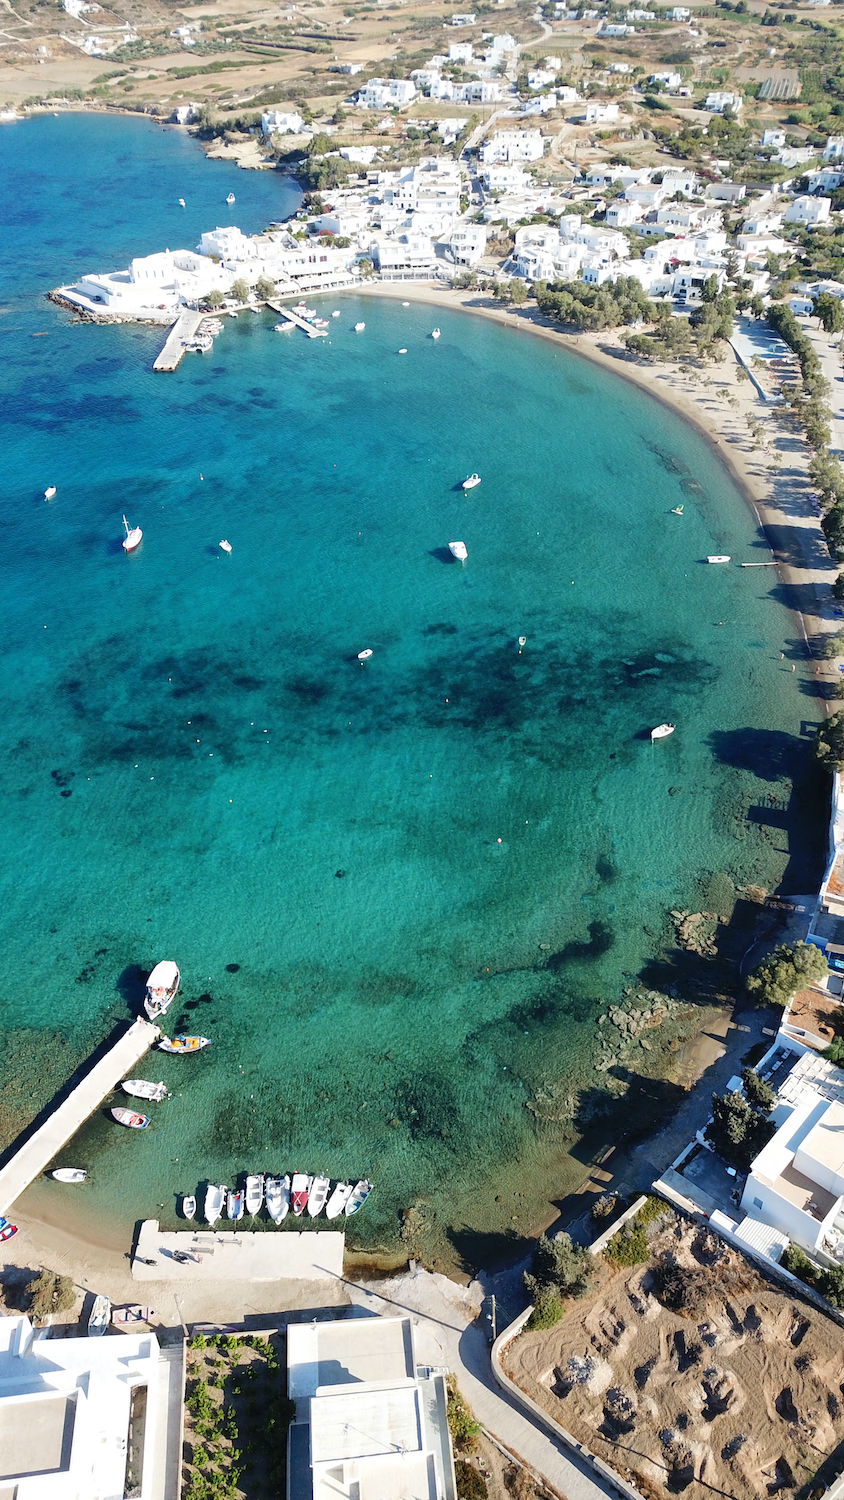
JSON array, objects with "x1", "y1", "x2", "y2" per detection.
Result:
[
  {"x1": 779, "y1": 1052, "x2": 844, "y2": 1110},
  {"x1": 798, "y1": 1100, "x2": 844, "y2": 1181},
  {"x1": 784, "y1": 987, "x2": 842, "y2": 1049},
  {"x1": 288, "y1": 1317, "x2": 415, "y2": 1401},
  {"x1": 767, "y1": 1162, "x2": 837, "y2": 1223},
  {"x1": 0, "y1": 1392, "x2": 76, "y2": 1481},
  {"x1": 310, "y1": 1383, "x2": 423, "y2": 1464}
]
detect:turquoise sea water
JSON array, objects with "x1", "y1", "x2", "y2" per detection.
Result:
[{"x1": 0, "y1": 114, "x2": 825, "y2": 1259}]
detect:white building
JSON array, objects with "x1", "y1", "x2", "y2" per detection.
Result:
[
  {"x1": 329, "y1": 61, "x2": 364, "y2": 74},
  {"x1": 650, "y1": 70, "x2": 681, "y2": 89},
  {"x1": 448, "y1": 40, "x2": 474, "y2": 62},
  {"x1": 481, "y1": 129, "x2": 544, "y2": 164},
  {"x1": 606, "y1": 199, "x2": 644, "y2": 227},
  {"x1": 627, "y1": 7, "x2": 655, "y2": 15},
  {"x1": 668, "y1": 6, "x2": 690, "y2": 17},
  {"x1": 704, "y1": 90, "x2": 742, "y2": 113},
  {"x1": 661, "y1": 168, "x2": 698, "y2": 196},
  {"x1": 556, "y1": 85, "x2": 580, "y2": 102},
  {"x1": 583, "y1": 102, "x2": 619, "y2": 124},
  {"x1": 261, "y1": 110, "x2": 305, "y2": 135},
  {"x1": 806, "y1": 167, "x2": 844, "y2": 194},
  {"x1": 287, "y1": 1316, "x2": 457, "y2": 1500},
  {"x1": 784, "y1": 195, "x2": 832, "y2": 226},
  {"x1": 0, "y1": 1314, "x2": 167, "y2": 1499},
  {"x1": 451, "y1": 12, "x2": 476, "y2": 23},
  {"x1": 369, "y1": 232, "x2": 439, "y2": 277},
  {"x1": 448, "y1": 223, "x2": 488, "y2": 264},
  {"x1": 357, "y1": 78, "x2": 417, "y2": 108},
  {"x1": 824, "y1": 136, "x2": 844, "y2": 161},
  {"x1": 706, "y1": 180, "x2": 746, "y2": 202},
  {"x1": 482, "y1": 162, "x2": 531, "y2": 193},
  {"x1": 528, "y1": 68, "x2": 557, "y2": 90},
  {"x1": 522, "y1": 94, "x2": 557, "y2": 116},
  {"x1": 762, "y1": 127, "x2": 787, "y2": 149},
  {"x1": 597, "y1": 23, "x2": 634, "y2": 37}
]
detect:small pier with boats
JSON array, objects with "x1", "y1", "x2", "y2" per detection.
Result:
[
  {"x1": 153, "y1": 310, "x2": 206, "y2": 371},
  {"x1": 266, "y1": 300, "x2": 328, "y2": 338},
  {"x1": 132, "y1": 1220, "x2": 345, "y2": 1282}
]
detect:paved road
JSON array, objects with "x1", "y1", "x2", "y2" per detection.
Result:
[{"x1": 343, "y1": 1267, "x2": 615, "y2": 1500}]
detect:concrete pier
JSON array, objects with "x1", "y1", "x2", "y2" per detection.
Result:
[
  {"x1": 132, "y1": 1221, "x2": 345, "y2": 1282},
  {"x1": 0, "y1": 1018, "x2": 159, "y2": 1214},
  {"x1": 153, "y1": 310, "x2": 205, "y2": 371},
  {"x1": 266, "y1": 300, "x2": 328, "y2": 338}
]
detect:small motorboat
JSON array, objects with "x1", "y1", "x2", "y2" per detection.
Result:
[
  {"x1": 670, "y1": 506, "x2": 683, "y2": 515},
  {"x1": 204, "y1": 1183, "x2": 226, "y2": 1225},
  {"x1": 226, "y1": 192, "x2": 235, "y2": 204},
  {"x1": 158, "y1": 1035, "x2": 210, "y2": 1053},
  {"x1": 402, "y1": 301, "x2": 410, "y2": 307},
  {"x1": 144, "y1": 960, "x2": 179, "y2": 1021},
  {"x1": 431, "y1": 328, "x2": 441, "y2": 339},
  {"x1": 178, "y1": 198, "x2": 185, "y2": 207},
  {"x1": 88, "y1": 1294, "x2": 111, "y2": 1336},
  {"x1": 52, "y1": 1167, "x2": 86, "y2": 1183},
  {"x1": 308, "y1": 1175, "x2": 331, "y2": 1217},
  {"x1": 332, "y1": 310, "x2": 340, "y2": 318},
  {"x1": 274, "y1": 321, "x2": 296, "y2": 332},
  {"x1": 651, "y1": 723, "x2": 675, "y2": 741},
  {"x1": 245, "y1": 1174, "x2": 264, "y2": 1215},
  {"x1": 449, "y1": 541, "x2": 468, "y2": 563},
  {"x1": 707, "y1": 555, "x2": 731, "y2": 564},
  {"x1": 111, "y1": 1107, "x2": 149, "y2": 1130},
  {"x1": 266, "y1": 1174, "x2": 290, "y2": 1223},
  {"x1": 122, "y1": 515, "x2": 142, "y2": 552},
  {"x1": 227, "y1": 1187, "x2": 245, "y2": 1221},
  {"x1": 357, "y1": 648, "x2": 373, "y2": 661},
  {"x1": 182, "y1": 1195, "x2": 196, "y2": 1220},
  {"x1": 345, "y1": 1179, "x2": 372, "y2": 1216},
  {"x1": 325, "y1": 1181, "x2": 354, "y2": 1219},
  {"x1": 122, "y1": 1080, "x2": 170, "y2": 1103},
  {"x1": 219, "y1": 540, "x2": 232, "y2": 554},
  {"x1": 354, "y1": 322, "x2": 365, "y2": 332},
  {"x1": 44, "y1": 485, "x2": 56, "y2": 500},
  {"x1": 291, "y1": 1172, "x2": 312, "y2": 1216},
  {"x1": 462, "y1": 473, "x2": 481, "y2": 491},
  {"x1": 518, "y1": 636, "x2": 527, "y2": 651},
  {"x1": 398, "y1": 348, "x2": 407, "y2": 354},
  {"x1": 0, "y1": 1217, "x2": 17, "y2": 1242}
]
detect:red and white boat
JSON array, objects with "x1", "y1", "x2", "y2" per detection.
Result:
[
  {"x1": 0, "y1": 1217, "x2": 17, "y2": 1241},
  {"x1": 111, "y1": 1107, "x2": 149, "y2": 1130},
  {"x1": 291, "y1": 1173, "x2": 312, "y2": 1216}
]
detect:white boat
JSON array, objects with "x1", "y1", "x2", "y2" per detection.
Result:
[
  {"x1": 245, "y1": 1174, "x2": 264, "y2": 1215},
  {"x1": 226, "y1": 192, "x2": 235, "y2": 204},
  {"x1": 121, "y1": 1079, "x2": 170, "y2": 1102},
  {"x1": 88, "y1": 1294, "x2": 111, "y2": 1337},
  {"x1": 462, "y1": 473, "x2": 481, "y2": 491},
  {"x1": 219, "y1": 540, "x2": 232, "y2": 554},
  {"x1": 178, "y1": 198, "x2": 185, "y2": 207},
  {"x1": 291, "y1": 1172, "x2": 312, "y2": 1216},
  {"x1": 431, "y1": 328, "x2": 440, "y2": 339},
  {"x1": 707, "y1": 555, "x2": 731, "y2": 564},
  {"x1": 274, "y1": 321, "x2": 296, "y2": 333},
  {"x1": 325, "y1": 1181, "x2": 353, "y2": 1219},
  {"x1": 204, "y1": 1183, "x2": 226, "y2": 1225},
  {"x1": 227, "y1": 1188, "x2": 244, "y2": 1221},
  {"x1": 449, "y1": 541, "x2": 468, "y2": 563},
  {"x1": 229, "y1": 311, "x2": 238, "y2": 319},
  {"x1": 182, "y1": 1195, "x2": 196, "y2": 1220},
  {"x1": 144, "y1": 960, "x2": 180, "y2": 1021},
  {"x1": 265, "y1": 1174, "x2": 290, "y2": 1223},
  {"x1": 308, "y1": 1175, "x2": 331, "y2": 1217},
  {"x1": 111, "y1": 1107, "x2": 149, "y2": 1129},
  {"x1": 52, "y1": 1167, "x2": 86, "y2": 1183},
  {"x1": 122, "y1": 515, "x2": 142, "y2": 552},
  {"x1": 357, "y1": 648, "x2": 373, "y2": 661},
  {"x1": 44, "y1": 485, "x2": 56, "y2": 499},
  {"x1": 518, "y1": 636, "x2": 527, "y2": 650},
  {"x1": 332, "y1": 311, "x2": 340, "y2": 318},
  {"x1": 345, "y1": 1179, "x2": 372, "y2": 1216},
  {"x1": 355, "y1": 322, "x2": 365, "y2": 332},
  {"x1": 399, "y1": 348, "x2": 407, "y2": 355},
  {"x1": 651, "y1": 723, "x2": 675, "y2": 741},
  {"x1": 158, "y1": 1034, "x2": 210, "y2": 1053}
]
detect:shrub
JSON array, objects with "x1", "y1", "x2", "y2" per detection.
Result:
[
  {"x1": 746, "y1": 940, "x2": 829, "y2": 1007},
  {"x1": 525, "y1": 1288, "x2": 564, "y2": 1329},
  {"x1": 524, "y1": 1232, "x2": 591, "y2": 1300},
  {"x1": 455, "y1": 1461, "x2": 489, "y2": 1500},
  {"x1": 705, "y1": 1089, "x2": 776, "y2": 1168},
  {"x1": 604, "y1": 1220, "x2": 649, "y2": 1269},
  {"x1": 741, "y1": 1067, "x2": 775, "y2": 1112},
  {"x1": 591, "y1": 1193, "x2": 620, "y2": 1223},
  {"x1": 817, "y1": 711, "x2": 844, "y2": 770},
  {"x1": 446, "y1": 1378, "x2": 481, "y2": 1453},
  {"x1": 26, "y1": 1271, "x2": 76, "y2": 1323}
]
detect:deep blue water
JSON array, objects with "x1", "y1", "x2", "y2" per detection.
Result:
[{"x1": 0, "y1": 113, "x2": 821, "y2": 1259}]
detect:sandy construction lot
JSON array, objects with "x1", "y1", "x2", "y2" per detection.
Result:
[{"x1": 504, "y1": 1215, "x2": 844, "y2": 1500}]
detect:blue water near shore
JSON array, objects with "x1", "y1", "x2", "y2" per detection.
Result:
[{"x1": 0, "y1": 115, "x2": 821, "y2": 1257}]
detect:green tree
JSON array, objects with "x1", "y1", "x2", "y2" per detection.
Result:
[
  {"x1": 524, "y1": 1231, "x2": 591, "y2": 1301},
  {"x1": 455, "y1": 1461, "x2": 488, "y2": 1500},
  {"x1": 746, "y1": 940, "x2": 829, "y2": 1007},
  {"x1": 704, "y1": 1089, "x2": 776, "y2": 1169},
  {"x1": 823, "y1": 504, "x2": 844, "y2": 562},
  {"x1": 509, "y1": 278, "x2": 527, "y2": 305},
  {"x1": 230, "y1": 278, "x2": 250, "y2": 303},
  {"x1": 255, "y1": 274, "x2": 276, "y2": 300},
  {"x1": 814, "y1": 292, "x2": 844, "y2": 335},
  {"x1": 817, "y1": 711, "x2": 844, "y2": 771},
  {"x1": 741, "y1": 1066, "x2": 775, "y2": 1112},
  {"x1": 27, "y1": 1271, "x2": 76, "y2": 1323},
  {"x1": 205, "y1": 288, "x2": 224, "y2": 309}
]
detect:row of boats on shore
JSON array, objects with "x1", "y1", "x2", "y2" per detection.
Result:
[{"x1": 192, "y1": 1172, "x2": 372, "y2": 1225}]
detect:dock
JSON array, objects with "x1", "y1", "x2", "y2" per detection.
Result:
[
  {"x1": 153, "y1": 310, "x2": 205, "y2": 371},
  {"x1": 132, "y1": 1221, "x2": 345, "y2": 1282},
  {"x1": 266, "y1": 300, "x2": 328, "y2": 338},
  {"x1": 0, "y1": 1018, "x2": 159, "y2": 1214}
]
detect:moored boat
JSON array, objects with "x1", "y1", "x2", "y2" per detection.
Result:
[
  {"x1": 44, "y1": 485, "x2": 56, "y2": 500},
  {"x1": 122, "y1": 515, "x2": 142, "y2": 552},
  {"x1": 291, "y1": 1172, "x2": 311, "y2": 1216},
  {"x1": 88, "y1": 1294, "x2": 110, "y2": 1336},
  {"x1": 226, "y1": 192, "x2": 236, "y2": 205},
  {"x1": 308, "y1": 1175, "x2": 330, "y2": 1217},
  {"x1": 462, "y1": 473, "x2": 480, "y2": 491},
  {"x1": 650, "y1": 723, "x2": 675, "y2": 742},
  {"x1": 354, "y1": 322, "x2": 365, "y2": 332},
  {"x1": 204, "y1": 1183, "x2": 225, "y2": 1225},
  {"x1": 707, "y1": 555, "x2": 731, "y2": 564},
  {"x1": 0, "y1": 1217, "x2": 17, "y2": 1242},
  {"x1": 246, "y1": 1174, "x2": 264, "y2": 1215},
  {"x1": 144, "y1": 960, "x2": 180, "y2": 1020},
  {"x1": 122, "y1": 1079, "x2": 170, "y2": 1102},
  {"x1": 111, "y1": 1107, "x2": 149, "y2": 1130},
  {"x1": 431, "y1": 328, "x2": 440, "y2": 339},
  {"x1": 158, "y1": 1035, "x2": 210, "y2": 1053},
  {"x1": 357, "y1": 648, "x2": 373, "y2": 661},
  {"x1": 325, "y1": 1181, "x2": 353, "y2": 1220},
  {"x1": 219, "y1": 540, "x2": 232, "y2": 554},
  {"x1": 345, "y1": 1179, "x2": 372, "y2": 1216},
  {"x1": 182, "y1": 1195, "x2": 196, "y2": 1220},
  {"x1": 52, "y1": 1167, "x2": 86, "y2": 1183},
  {"x1": 265, "y1": 1174, "x2": 290, "y2": 1223},
  {"x1": 227, "y1": 1187, "x2": 244, "y2": 1221},
  {"x1": 448, "y1": 541, "x2": 468, "y2": 563},
  {"x1": 274, "y1": 321, "x2": 296, "y2": 333}
]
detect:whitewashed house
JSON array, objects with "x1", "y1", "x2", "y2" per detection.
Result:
[
  {"x1": 357, "y1": 78, "x2": 417, "y2": 108},
  {"x1": 606, "y1": 199, "x2": 644, "y2": 227},
  {"x1": 261, "y1": 111, "x2": 305, "y2": 135},
  {"x1": 650, "y1": 70, "x2": 681, "y2": 87},
  {"x1": 448, "y1": 223, "x2": 488, "y2": 264},
  {"x1": 762, "y1": 128, "x2": 787, "y2": 149},
  {"x1": 481, "y1": 129, "x2": 544, "y2": 164},
  {"x1": 448, "y1": 41, "x2": 474, "y2": 62},
  {"x1": 528, "y1": 68, "x2": 557, "y2": 90},
  {"x1": 823, "y1": 136, "x2": 844, "y2": 160},
  {"x1": 784, "y1": 195, "x2": 832, "y2": 226},
  {"x1": 369, "y1": 232, "x2": 439, "y2": 277},
  {"x1": 583, "y1": 102, "x2": 619, "y2": 124},
  {"x1": 704, "y1": 90, "x2": 742, "y2": 113}
]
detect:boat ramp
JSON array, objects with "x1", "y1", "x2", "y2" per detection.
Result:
[
  {"x1": 153, "y1": 310, "x2": 206, "y2": 371},
  {"x1": 266, "y1": 300, "x2": 328, "y2": 338},
  {"x1": 0, "y1": 1018, "x2": 159, "y2": 1215},
  {"x1": 132, "y1": 1220, "x2": 345, "y2": 1282}
]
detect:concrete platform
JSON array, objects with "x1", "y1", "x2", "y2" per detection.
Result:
[
  {"x1": 132, "y1": 1221, "x2": 345, "y2": 1282},
  {"x1": 153, "y1": 310, "x2": 204, "y2": 371}
]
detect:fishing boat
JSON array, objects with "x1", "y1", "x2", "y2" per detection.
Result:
[
  {"x1": 246, "y1": 1174, "x2": 264, "y2": 1215},
  {"x1": 650, "y1": 723, "x2": 675, "y2": 742},
  {"x1": 226, "y1": 192, "x2": 235, "y2": 205},
  {"x1": 449, "y1": 541, "x2": 468, "y2": 563},
  {"x1": 204, "y1": 1183, "x2": 225, "y2": 1225},
  {"x1": 158, "y1": 1035, "x2": 210, "y2": 1053},
  {"x1": 707, "y1": 555, "x2": 731, "y2": 564},
  {"x1": 88, "y1": 1294, "x2": 111, "y2": 1336},
  {"x1": 122, "y1": 1080, "x2": 170, "y2": 1102},
  {"x1": 357, "y1": 648, "x2": 373, "y2": 661},
  {"x1": 325, "y1": 1181, "x2": 353, "y2": 1220},
  {"x1": 111, "y1": 1107, "x2": 149, "y2": 1130},
  {"x1": 122, "y1": 515, "x2": 142, "y2": 552},
  {"x1": 291, "y1": 1172, "x2": 312, "y2": 1216},
  {"x1": 52, "y1": 1167, "x2": 86, "y2": 1183},
  {"x1": 227, "y1": 1187, "x2": 244, "y2": 1221},
  {"x1": 0, "y1": 1218, "x2": 17, "y2": 1242},
  {"x1": 219, "y1": 540, "x2": 232, "y2": 554},
  {"x1": 354, "y1": 322, "x2": 365, "y2": 332},
  {"x1": 345, "y1": 1179, "x2": 372, "y2": 1216},
  {"x1": 431, "y1": 328, "x2": 440, "y2": 339},
  {"x1": 44, "y1": 485, "x2": 56, "y2": 500},
  {"x1": 518, "y1": 636, "x2": 527, "y2": 650},
  {"x1": 265, "y1": 1174, "x2": 290, "y2": 1223},
  {"x1": 144, "y1": 960, "x2": 180, "y2": 1021},
  {"x1": 462, "y1": 473, "x2": 481, "y2": 491},
  {"x1": 182, "y1": 1195, "x2": 196, "y2": 1220},
  {"x1": 308, "y1": 1175, "x2": 331, "y2": 1217}
]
